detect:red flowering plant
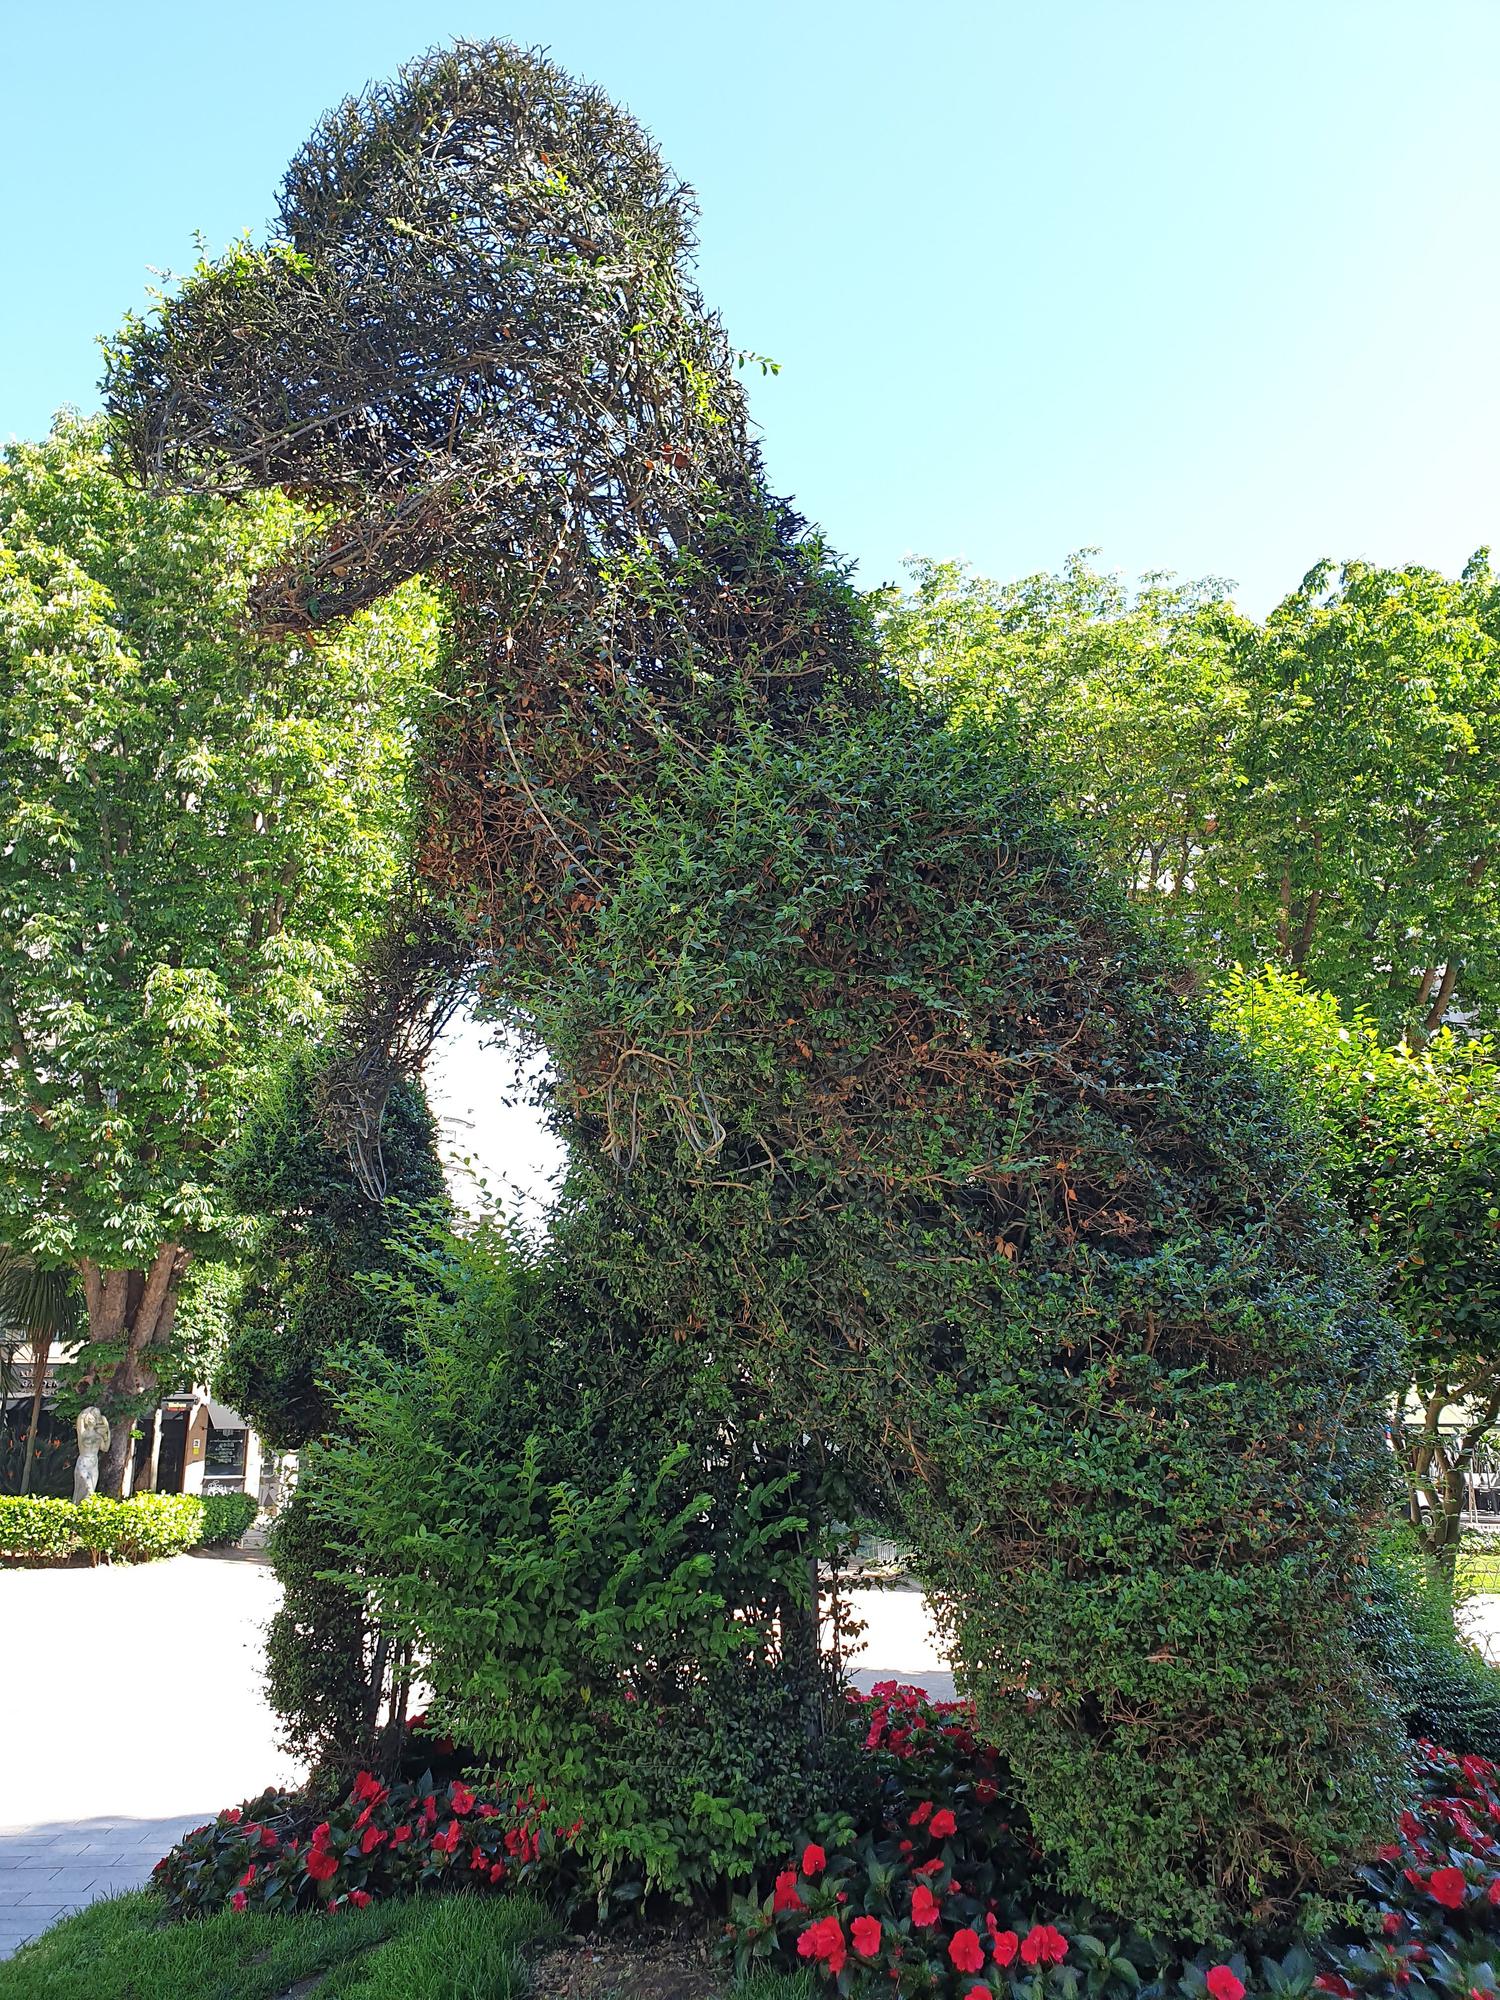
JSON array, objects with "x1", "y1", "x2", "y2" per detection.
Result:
[
  {"x1": 152, "y1": 1766, "x2": 584, "y2": 1920},
  {"x1": 725, "y1": 1681, "x2": 1138, "y2": 1997},
  {"x1": 726, "y1": 1691, "x2": 1500, "y2": 2000}
]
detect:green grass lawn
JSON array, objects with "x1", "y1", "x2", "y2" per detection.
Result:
[{"x1": 0, "y1": 1891, "x2": 815, "y2": 2000}]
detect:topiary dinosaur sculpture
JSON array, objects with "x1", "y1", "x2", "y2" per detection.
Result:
[{"x1": 108, "y1": 40, "x2": 1402, "y2": 1930}]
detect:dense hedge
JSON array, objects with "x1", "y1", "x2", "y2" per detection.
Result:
[
  {"x1": 201, "y1": 1491, "x2": 259, "y2": 1548},
  {"x1": 0, "y1": 1490, "x2": 252, "y2": 1563}
]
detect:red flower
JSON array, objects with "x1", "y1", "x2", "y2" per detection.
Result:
[
  {"x1": 433, "y1": 1819, "x2": 462, "y2": 1856},
  {"x1": 949, "y1": 1929, "x2": 986, "y2": 1974},
  {"x1": 965, "y1": 1990, "x2": 991, "y2": 2000},
  {"x1": 390, "y1": 1824, "x2": 412, "y2": 1847},
  {"x1": 802, "y1": 1843, "x2": 826, "y2": 1877},
  {"x1": 915, "y1": 1856, "x2": 946, "y2": 1876},
  {"x1": 306, "y1": 1846, "x2": 339, "y2": 1883},
  {"x1": 450, "y1": 1782, "x2": 476, "y2": 1814},
  {"x1": 223, "y1": 1808, "x2": 242, "y2": 1825},
  {"x1": 910, "y1": 1883, "x2": 941, "y2": 1927},
  {"x1": 260, "y1": 1827, "x2": 279, "y2": 1850},
  {"x1": 1429, "y1": 1867, "x2": 1467, "y2": 1910},
  {"x1": 1021, "y1": 1924, "x2": 1068, "y2": 1967},
  {"x1": 489, "y1": 1861, "x2": 507, "y2": 1885},
  {"x1": 851, "y1": 1915, "x2": 882, "y2": 1958},
  {"x1": 361, "y1": 1825, "x2": 387, "y2": 1855},
  {"x1": 929, "y1": 1808, "x2": 958, "y2": 1840},
  {"x1": 796, "y1": 1917, "x2": 847, "y2": 1975},
  {"x1": 351, "y1": 1771, "x2": 387, "y2": 1807},
  {"x1": 349, "y1": 1889, "x2": 371, "y2": 1908},
  {"x1": 1206, "y1": 1968, "x2": 1246, "y2": 2000},
  {"x1": 421, "y1": 1796, "x2": 439, "y2": 1827},
  {"x1": 1489, "y1": 1878, "x2": 1500, "y2": 1906},
  {"x1": 990, "y1": 1927, "x2": 1020, "y2": 1966},
  {"x1": 237, "y1": 1866, "x2": 257, "y2": 1889},
  {"x1": 909, "y1": 1801, "x2": 933, "y2": 1826},
  {"x1": 470, "y1": 1845, "x2": 488, "y2": 1872},
  {"x1": 1383, "y1": 1912, "x2": 1403, "y2": 1935},
  {"x1": 230, "y1": 1890, "x2": 247, "y2": 1913},
  {"x1": 311, "y1": 1822, "x2": 331, "y2": 1849}
]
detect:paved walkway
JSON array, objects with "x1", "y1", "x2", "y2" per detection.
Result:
[
  {"x1": 843, "y1": 1584, "x2": 955, "y2": 1702},
  {"x1": 0, "y1": 1560, "x2": 950, "y2": 1961},
  {"x1": 0, "y1": 1550, "x2": 302, "y2": 1959}
]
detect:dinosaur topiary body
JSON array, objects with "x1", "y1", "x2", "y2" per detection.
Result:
[{"x1": 109, "y1": 40, "x2": 1401, "y2": 1928}]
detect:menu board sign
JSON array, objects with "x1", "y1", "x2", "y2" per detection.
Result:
[{"x1": 205, "y1": 1426, "x2": 247, "y2": 1477}]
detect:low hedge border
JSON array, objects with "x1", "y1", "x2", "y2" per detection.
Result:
[{"x1": 0, "y1": 1489, "x2": 258, "y2": 1565}]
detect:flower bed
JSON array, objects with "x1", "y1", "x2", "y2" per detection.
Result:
[
  {"x1": 154, "y1": 1684, "x2": 1500, "y2": 1999},
  {"x1": 152, "y1": 1767, "x2": 582, "y2": 1921},
  {"x1": 731, "y1": 1688, "x2": 1500, "y2": 1998}
]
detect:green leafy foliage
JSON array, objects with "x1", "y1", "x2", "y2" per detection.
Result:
[
  {"x1": 0, "y1": 415, "x2": 437, "y2": 1476},
  {"x1": 106, "y1": 36, "x2": 1406, "y2": 1937},
  {"x1": 884, "y1": 553, "x2": 1500, "y2": 1040},
  {"x1": 200, "y1": 1491, "x2": 258, "y2": 1547},
  {"x1": 0, "y1": 1491, "x2": 204, "y2": 1562},
  {"x1": 311, "y1": 1220, "x2": 866, "y2": 1900},
  {"x1": 1217, "y1": 968, "x2": 1500, "y2": 1573},
  {"x1": 262, "y1": 1484, "x2": 376, "y2": 1774},
  {"x1": 216, "y1": 1041, "x2": 449, "y2": 1774},
  {"x1": 216, "y1": 1046, "x2": 448, "y2": 1453},
  {"x1": 1361, "y1": 1532, "x2": 1500, "y2": 1758}
]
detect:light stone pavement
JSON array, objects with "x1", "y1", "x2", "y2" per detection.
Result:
[
  {"x1": 0, "y1": 1559, "x2": 950, "y2": 1961},
  {"x1": 0, "y1": 1550, "x2": 302, "y2": 1959}
]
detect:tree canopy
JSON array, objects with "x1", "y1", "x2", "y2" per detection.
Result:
[
  {"x1": 0, "y1": 414, "x2": 436, "y2": 1486},
  {"x1": 1218, "y1": 965, "x2": 1500, "y2": 1579},
  {"x1": 885, "y1": 551, "x2": 1500, "y2": 1040}
]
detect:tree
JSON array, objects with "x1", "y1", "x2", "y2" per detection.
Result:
[
  {"x1": 883, "y1": 552, "x2": 1249, "y2": 970},
  {"x1": 0, "y1": 415, "x2": 436, "y2": 1493},
  {"x1": 1218, "y1": 965, "x2": 1500, "y2": 1592},
  {"x1": 1232, "y1": 557, "x2": 1500, "y2": 1043},
  {"x1": 883, "y1": 551, "x2": 1500, "y2": 1040}
]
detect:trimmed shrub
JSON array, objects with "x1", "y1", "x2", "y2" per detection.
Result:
[
  {"x1": 0, "y1": 1494, "x2": 80, "y2": 1560},
  {"x1": 111, "y1": 37, "x2": 1403, "y2": 1935},
  {"x1": 0, "y1": 1492, "x2": 204, "y2": 1563},
  {"x1": 77, "y1": 1493, "x2": 203, "y2": 1562},
  {"x1": 201, "y1": 1491, "x2": 259, "y2": 1547}
]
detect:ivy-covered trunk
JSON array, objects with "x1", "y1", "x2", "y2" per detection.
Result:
[{"x1": 80, "y1": 1244, "x2": 185, "y2": 1497}]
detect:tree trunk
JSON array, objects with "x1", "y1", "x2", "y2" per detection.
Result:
[
  {"x1": 19, "y1": 1332, "x2": 51, "y2": 1497},
  {"x1": 81, "y1": 1244, "x2": 186, "y2": 1498}
]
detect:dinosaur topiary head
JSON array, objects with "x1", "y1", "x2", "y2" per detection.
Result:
[{"x1": 108, "y1": 39, "x2": 751, "y2": 632}]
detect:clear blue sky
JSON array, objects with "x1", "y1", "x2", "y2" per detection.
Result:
[{"x1": 5, "y1": 0, "x2": 1498, "y2": 615}]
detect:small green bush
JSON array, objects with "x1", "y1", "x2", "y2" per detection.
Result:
[
  {"x1": 201, "y1": 1491, "x2": 259, "y2": 1547},
  {"x1": 0, "y1": 1494, "x2": 80, "y2": 1559},
  {"x1": 0, "y1": 1492, "x2": 204, "y2": 1563},
  {"x1": 78, "y1": 1493, "x2": 203, "y2": 1561}
]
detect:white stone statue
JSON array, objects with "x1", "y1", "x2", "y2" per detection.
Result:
[{"x1": 73, "y1": 1406, "x2": 111, "y2": 1502}]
